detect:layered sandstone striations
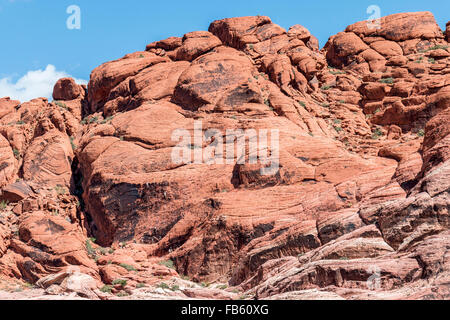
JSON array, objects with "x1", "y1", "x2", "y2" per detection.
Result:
[{"x1": 0, "y1": 12, "x2": 449, "y2": 300}]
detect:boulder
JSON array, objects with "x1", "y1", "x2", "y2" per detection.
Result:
[
  {"x1": 174, "y1": 31, "x2": 222, "y2": 61},
  {"x1": 53, "y1": 78, "x2": 82, "y2": 101},
  {"x1": 346, "y1": 12, "x2": 443, "y2": 41},
  {"x1": 325, "y1": 32, "x2": 369, "y2": 67},
  {"x1": 87, "y1": 52, "x2": 170, "y2": 112},
  {"x1": 208, "y1": 16, "x2": 274, "y2": 49},
  {"x1": 14, "y1": 212, "x2": 98, "y2": 282},
  {"x1": 173, "y1": 46, "x2": 263, "y2": 110},
  {"x1": 0, "y1": 181, "x2": 33, "y2": 202}
]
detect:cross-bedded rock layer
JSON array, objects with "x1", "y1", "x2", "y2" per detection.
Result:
[{"x1": 0, "y1": 12, "x2": 448, "y2": 300}]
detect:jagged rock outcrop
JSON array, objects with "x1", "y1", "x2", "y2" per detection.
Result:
[
  {"x1": 0, "y1": 11, "x2": 448, "y2": 300},
  {"x1": 446, "y1": 22, "x2": 450, "y2": 42}
]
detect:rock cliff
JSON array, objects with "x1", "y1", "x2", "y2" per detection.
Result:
[{"x1": 0, "y1": 12, "x2": 449, "y2": 300}]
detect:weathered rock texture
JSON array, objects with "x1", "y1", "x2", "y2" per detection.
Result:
[{"x1": 0, "y1": 12, "x2": 449, "y2": 300}]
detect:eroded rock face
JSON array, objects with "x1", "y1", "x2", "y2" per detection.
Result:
[
  {"x1": 0, "y1": 135, "x2": 16, "y2": 188},
  {"x1": 173, "y1": 47, "x2": 263, "y2": 110},
  {"x1": 15, "y1": 212, "x2": 98, "y2": 282},
  {"x1": 446, "y1": 22, "x2": 450, "y2": 42},
  {"x1": 87, "y1": 53, "x2": 170, "y2": 113},
  {"x1": 0, "y1": 11, "x2": 449, "y2": 300},
  {"x1": 23, "y1": 130, "x2": 74, "y2": 188},
  {"x1": 0, "y1": 98, "x2": 20, "y2": 120}
]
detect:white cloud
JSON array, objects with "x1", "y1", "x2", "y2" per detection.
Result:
[{"x1": 0, "y1": 65, "x2": 87, "y2": 102}]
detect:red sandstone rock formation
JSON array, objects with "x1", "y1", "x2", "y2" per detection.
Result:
[{"x1": 0, "y1": 12, "x2": 448, "y2": 300}]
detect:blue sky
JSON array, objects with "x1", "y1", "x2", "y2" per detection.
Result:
[{"x1": 0, "y1": 0, "x2": 449, "y2": 101}]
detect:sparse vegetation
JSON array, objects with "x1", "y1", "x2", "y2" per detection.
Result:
[
  {"x1": 54, "y1": 185, "x2": 66, "y2": 195},
  {"x1": 23, "y1": 282, "x2": 34, "y2": 289},
  {"x1": 100, "y1": 285, "x2": 113, "y2": 293},
  {"x1": 54, "y1": 185, "x2": 67, "y2": 195},
  {"x1": 170, "y1": 285, "x2": 180, "y2": 291},
  {"x1": 321, "y1": 84, "x2": 331, "y2": 91},
  {"x1": 0, "y1": 200, "x2": 8, "y2": 211},
  {"x1": 428, "y1": 57, "x2": 436, "y2": 64},
  {"x1": 81, "y1": 116, "x2": 99, "y2": 125},
  {"x1": 98, "y1": 247, "x2": 108, "y2": 255},
  {"x1": 298, "y1": 101, "x2": 306, "y2": 107},
  {"x1": 119, "y1": 263, "x2": 137, "y2": 272},
  {"x1": 55, "y1": 101, "x2": 68, "y2": 110},
  {"x1": 13, "y1": 148, "x2": 20, "y2": 160},
  {"x1": 334, "y1": 126, "x2": 343, "y2": 133},
  {"x1": 157, "y1": 282, "x2": 170, "y2": 290},
  {"x1": 417, "y1": 129, "x2": 425, "y2": 137},
  {"x1": 426, "y1": 45, "x2": 449, "y2": 52},
  {"x1": 216, "y1": 284, "x2": 228, "y2": 290},
  {"x1": 136, "y1": 283, "x2": 146, "y2": 289},
  {"x1": 379, "y1": 77, "x2": 394, "y2": 84},
  {"x1": 329, "y1": 69, "x2": 346, "y2": 75},
  {"x1": 85, "y1": 238, "x2": 97, "y2": 259},
  {"x1": 101, "y1": 116, "x2": 114, "y2": 124},
  {"x1": 159, "y1": 259, "x2": 175, "y2": 270},
  {"x1": 69, "y1": 137, "x2": 77, "y2": 151},
  {"x1": 89, "y1": 116, "x2": 99, "y2": 124},
  {"x1": 371, "y1": 128, "x2": 384, "y2": 140},
  {"x1": 112, "y1": 279, "x2": 127, "y2": 287}
]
